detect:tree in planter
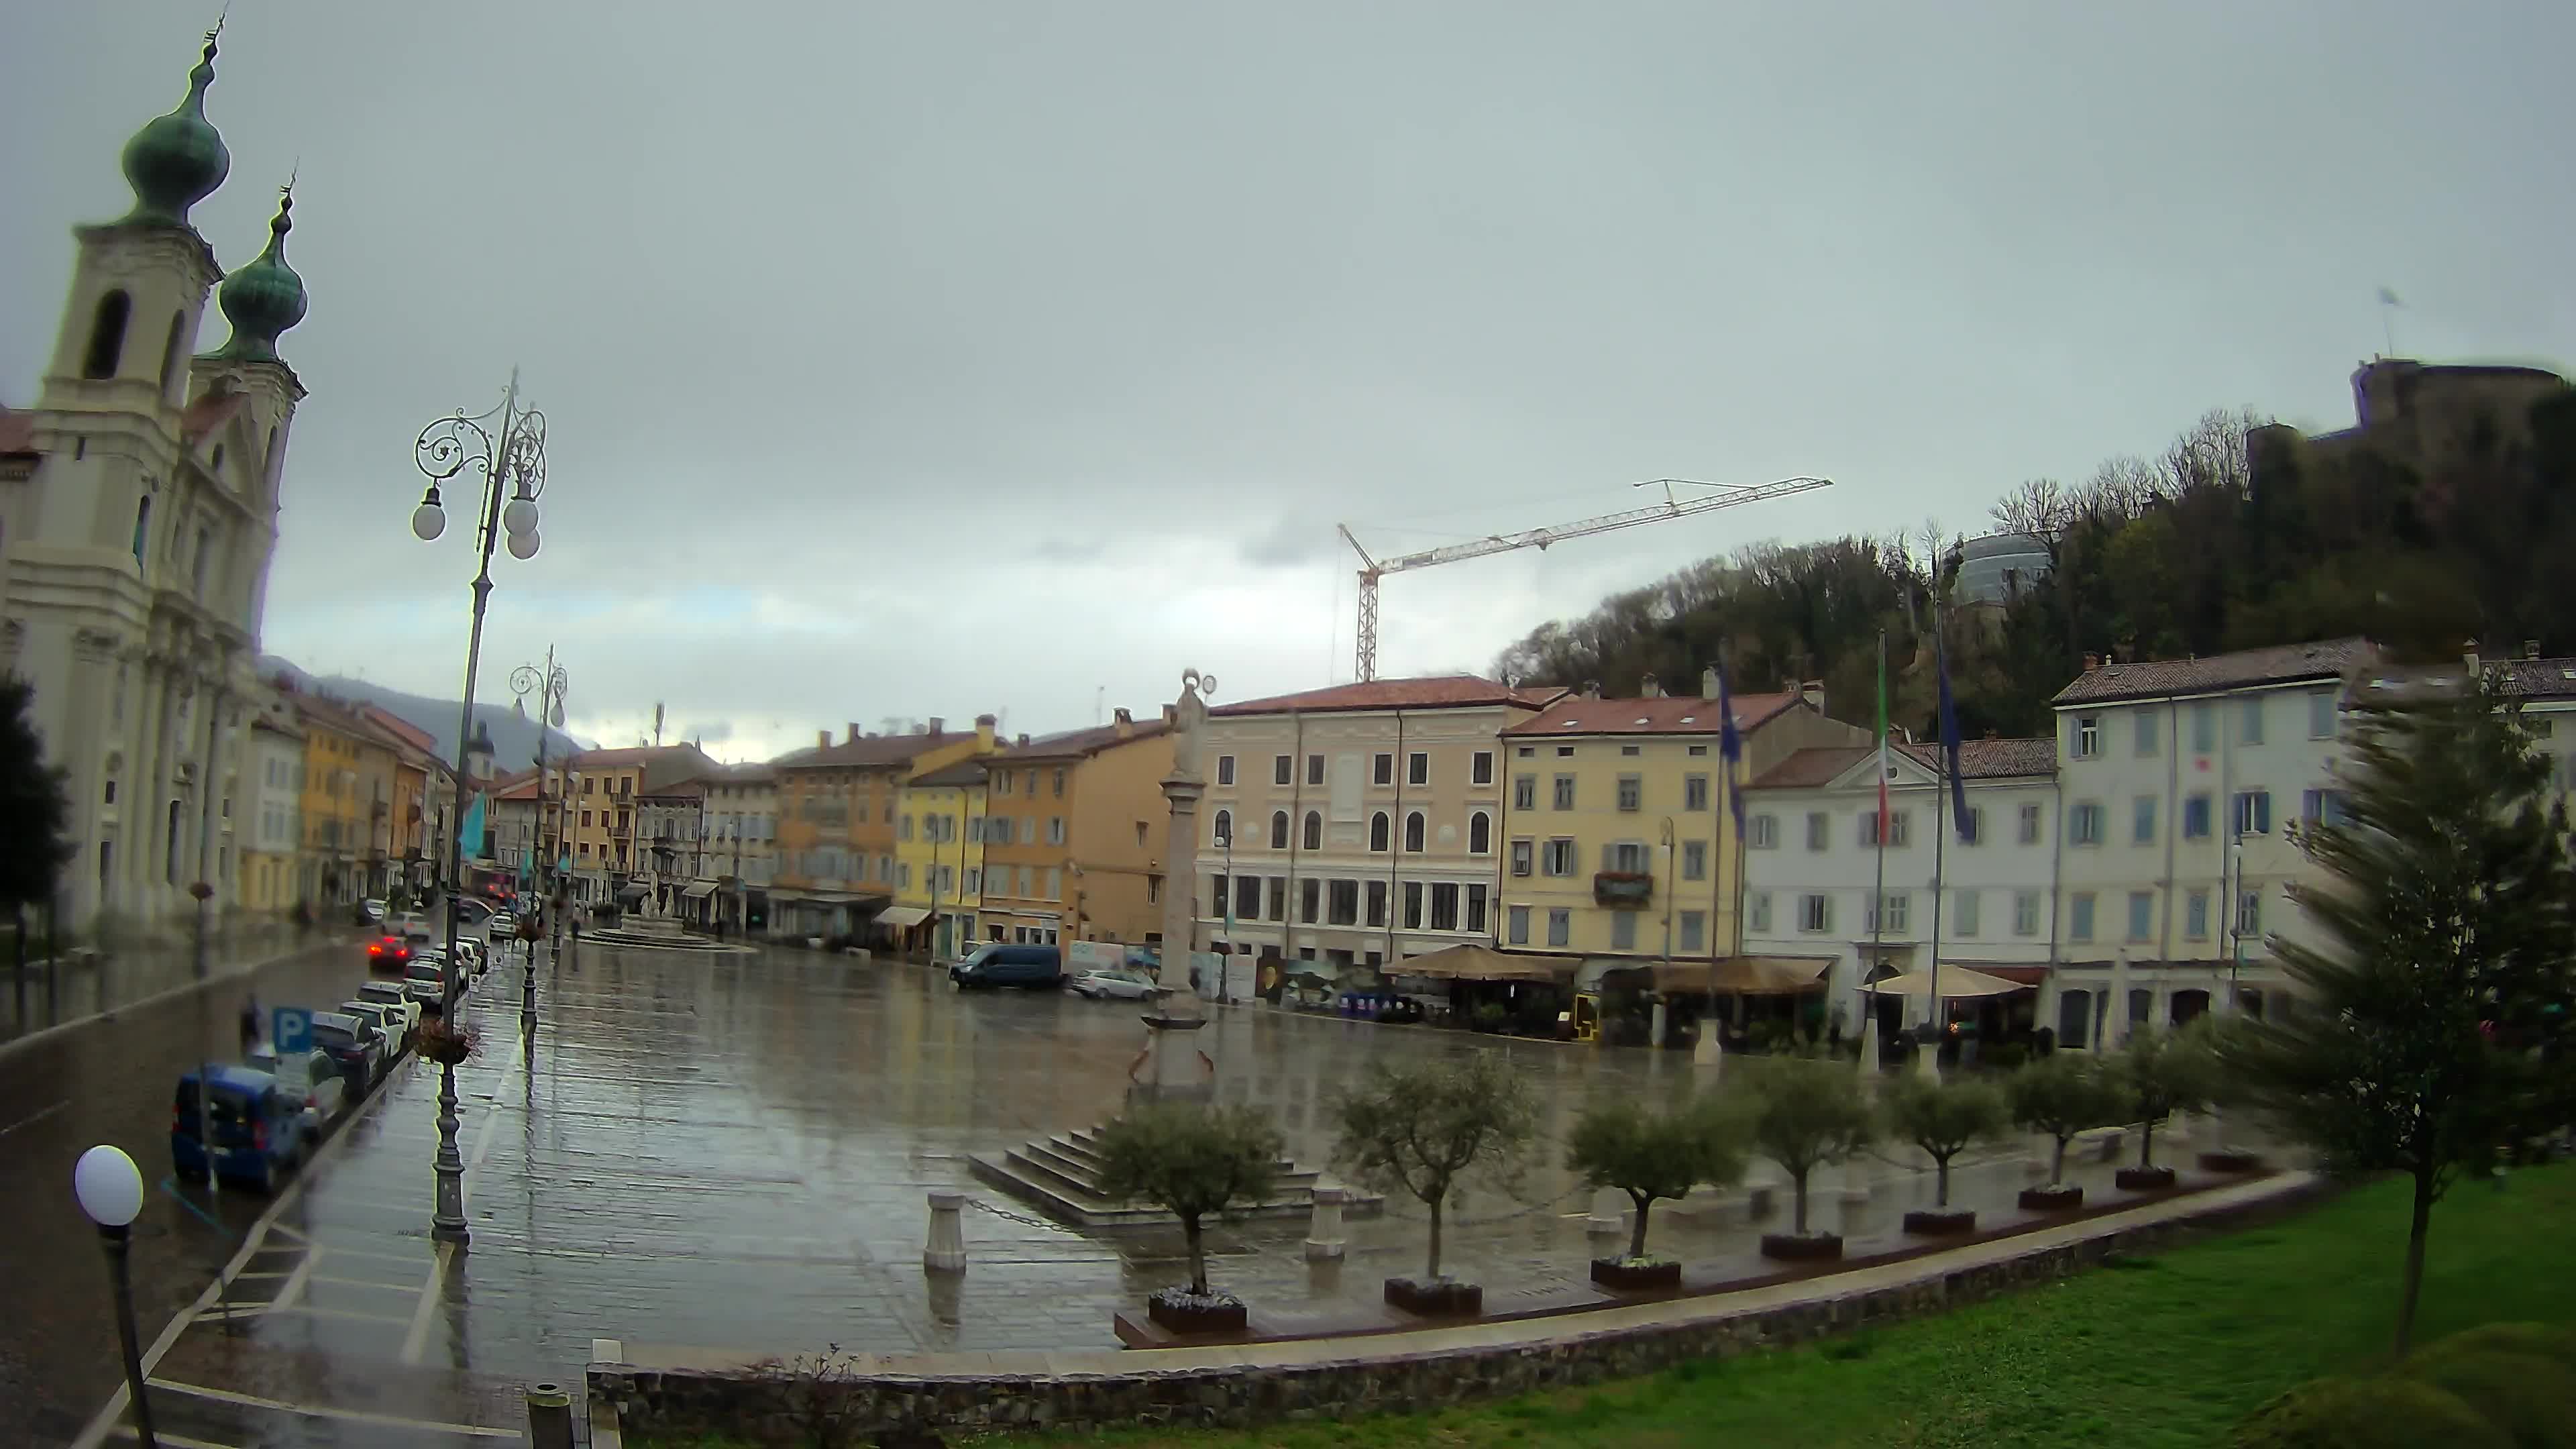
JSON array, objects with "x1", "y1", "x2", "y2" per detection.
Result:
[
  {"x1": 1882, "y1": 1071, "x2": 2010, "y2": 1230},
  {"x1": 1566, "y1": 1093, "x2": 1749, "y2": 1270},
  {"x1": 0, "y1": 674, "x2": 74, "y2": 973},
  {"x1": 2222, "y1": 682, "x2": 2576, "y2": 1354},
  {"x1": 1093, "y1": 1103, "x2": 1283, "y2": 1313},
  {"x1": 2008, "y1": 1051, "x2": 2130, "y2": 1203},
  {"x1": 2115, "y1": 1022, "x2": 2219, "y2": 1186},
  {"x1": 1330, "y1": 1053, "x2": 1538, "y2": 1299},
  {"x1": 1739, "y1": 1053, "x2": 1876, "y2": 1252}
]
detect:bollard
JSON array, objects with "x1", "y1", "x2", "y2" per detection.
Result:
[
  {"x1": 1585, "y1": 1185, "x2": 1627, "y2": 1238},
  {"x1": 525, "y1": 1382, "x2": 575, "y2": 1449},
  {"x1": 924, "y1": 1189, "x2": 968, "y2": 1272},
  {"x1": 1742, "y1": 1164, "x2": 1781, "y2": 1221},
  {"x1": 1303, "y1": 1185, "x2": 1349, "y2": 1261},
  {"x1": 1834, "y1": 1157, "x2": 1876, "y2": 1238}
]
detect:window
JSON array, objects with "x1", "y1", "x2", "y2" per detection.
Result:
[
  {"x1": 1216, "y1": 755, "x2": 1236, "y2": 786},
  {"x1": 1805, "y1": 811, "x2": 1829, "y2": 851},
  {"x1": 2237, "y1": 888, "x2": 2262, "y2": 936},
  {"x1": 1606, "y1": 840, "x2": 1649, "y2": 873},
  {"x1": 2072, "y1": 714, "x2": 2101, "y2": 759},
  {"x1": 83, "y1": 289, "x2": 130, "y2": 378},
  {"x1": 1328, "y1": 879, "x2": 1358, "y2": 926},
  {"x1": 2018, "y1": 802, "x2": 2043, "y2": 845},
  {"x1": 2233, "y1": 790, "x2": 2272, "y2": 835},
  {"x1": 1552, "y1": 774, "x2": 1576, "y2": 810},
  {"x1": 2186, "y1": 888, "x2": 2210, "y2": 940},
  {"x1": 2183, "y1": 793, "x2": 2212, "y2": 839},
  {"x1": 1360, "y1": 752, "x2": 1388, "y2": 788},
  {"x1": 582, "y1": 810, "x2": 593, "y2": 828},
  {"x1": 1273, "y1": 755, "x2": 1292, "y2": 786},
  {"x1": 1302, "y1": 810, "x2": 1322, "y2": 850},
  {"x1": 1748, "y1": 892, "x2": 1772, "y2": 932},
  {"x1": 1466, "y1": 883, "x2": 1487, "y2": 934},
  {"x1": 1307, "y1": 753, "x2": 1326, "y2": 786},
  {"x1": 1542, "y1": 838, "x2": 1577, "y2": 876},
  {"x1": 1401, "y1": 881, "x2": 1422, "y2": 928},
  {"x1": 996, "y1": 771, "x2": 1014, "y2": 797},
  {"x1": 1610, "y1": 911, "x2": 1636, "y2": 950},
  {"x1": 1661, "y1": 908, "x2": 1699, "y2": 953},
  {"x1": 1749, "y1": 814, "x2": 1777, "y2": 849},
  {"x1": 1682, "y1": 774, "x2": 1709, "y2": 811},
  {"x1": 1053, "y1": 769, "x2": 1067, "y2": 797},
  {"x1": 1953, "y1": 889, "x2": 1980, "y2": 936},
  {"x1": 1797, "y1": 894, "x2": 1831, "y2": 932},
  {"x1": 2309, "y1": 691, "x2": 2338, "y2": 739},
  {"x1": 1468, "y1": 812, "x2": 1491, "y2": 854},
  {"x1": 1228, "y1": 873, "x2": 1251, "y2": 918},
  {"x1": 1212, "y1": 809, "x2": 1232, "y2": 847},
  {"x1": 1471, "y1": 751, "x2": 1494, "y2": 786},
  {"x1": 1507, "y1": 905, "x2": 1530, "y2": 945},
  {"x1": 964, "y1": 867, "x2": 981, "y2": 894},
  {"x1": 1860, "y1": 810, "x2": 1909, "y2": 847},
  {"x1": 2013, "y1": 890, "x2": 2041, "y2": 937},
  {"x1": 131, "y1": 495, "x2": 152, "y2": 568},
  {"x1": 103, "y1": 778, "x2": 116, "y2": 805},
  {"x1": 1270, "y1": 810, "x2": 1289, "y2": 849},
  {"x1": 1369, "y1": 812, "x2": 1390, "y2": 851},
  {"x1": 1617, "y1": 774, "x2": 1642, "y2": 812},
  {"x1": 1299, "y1": 877, "x2": 1320, "y2": 923},
  {"x1": 1681, "y1": 840, "x2": 1707, "y2": 881},
  {"x1": 2188, "y1": 701, "x2": 2214, "y2": 753},
  {"x1": 1365, "y1": 879, "x2": 1387, "y2": 927},
  {"x1": 2240, "y1": 698, "x2": 2265, "y2": 745},
  {"x1": 1956, "y1": 806, "x2": 1983, "y2": 844},
  {"x1": 2056, "y1": 989, "x2": 2093, "y2": 1050},
  {"x1": 158, "y1": 310, "x2": 186, "y2": 396},
  {"x1": 1148, "y1": 876, "x2": 1162, "y2": 904},
  {"x1": 1430, "y1": 883, "x2": 1459, "y2": 930},
  {"x1": 1512, "y1": 774, "x2": 1536, "y2": 810},
  {"x1": 1509, "y1": 839, "x2": 1533, "y2": 876},
  {"x1": 2069, "y1": 802, "x2": 2103, "y2": 846},
  {"x1": 2133, "y1": 796, "x2": 2157, "y2": 845},
  {"x1": 1396, "y1": 812, "x2": 1421, "y2": 851},
  {"x1": 2136, "y1": 711, "x2": 2160, "y2": 757},
  {"x1": 1866, "y1": 891, "x2": 1909, "y2": 934},
  {"x1": 2070, "y1": 892, "x2": 2096, "y2": 942},
  {"x1": 1546, "y1": 908, "x2": 1571, "y2": 947},
  {"x1": 1556, "y1": 745, "x2": 1574, "y2": 757},
  {"x1": 2127, "y1": 891, "x2": 2154, "y2": 941},
  {"x1": 1267, "y1": 877, "x2": 1286, "y2": 921},
  {"x1": 1407, "y1": 752, "x2": 1428, "y2": 786}
]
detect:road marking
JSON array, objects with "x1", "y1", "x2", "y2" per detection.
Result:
[
  {"x1": 111, "y1": 1428, "x2": 240, "y2": 1448},
  {"x1": 270, "y1": 1244, "x2": 319, "y2": 1311},
  {"x1": 144, "y1": 1379, "x2": 525, "y2": 1439},
  {"x1": 311, "y1": 1271, "x2": 427, "y2": 1291},
  {"x1": 0, "y1": 1097, "x2": 69, "y2": 1138}
]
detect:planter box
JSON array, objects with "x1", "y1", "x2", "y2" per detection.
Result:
[
  {"x1": 2018, "y1": 1184, "x2": 2085, "y2": 1212},
  {"x1": 1901, "y1": 1209, "x2": 1978, "y2": 1236},
  {"x1": 1758, "y1": 1232, "x2": 1843, "y2": 1263},
  {"x1": 2198, "y1": 1149, "x2": 2265, "y2": 1174},
  {"x1": 1589, "y1": 1257, "x2": 1682, "y2": 1291},
  {"x1": 1145, "y1": 1291, "x2": 1246, "y2": 1335},
  {"x1": 1383, "y1": 1277, "x2": 1483, "y2": 1316},
  {"x1": 2114, "y1": 1165, "x2": 2178, "y2": 1192}
]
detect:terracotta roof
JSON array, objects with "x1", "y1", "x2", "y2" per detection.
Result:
[
  {"x1": 642, "y1": 777, "x2": 708, "y2": 799},
  {"x1": 996, "y1": 718, "x2": 1173, "y2": 760},
  {"x1": 1747, "y1": 746, "x2": 1875, "y2": 790},
  {"x1": 180, "y1": 390, "x2": 246, "y2": 444},
  {"x1": 2051, "y1": 638, "x2": 2376, "y2": 706},
  {"x1": 1501, "y1": 692, "x2": 1799, "y2": 737},
  {"x1": 771, "y1": 731, "x2": 973, "y2": 770},
  {"x1": 910, "y1": 759, "x2": 988, "y2": 789},
  {"x1": 358, "y1": 704, "x2": 439, "y2": 758},
  {"x1": 568, "y1": 744, "x2": 713, "y2": 775},
  {"x1": 1750, "y1": 736, "x2": 2058, "y2": 790},
  {"x1": 1213, "y1": 675, "x2": 1562, "y2": 717},
  {"x1": 2485, "y1": 657, "x2": 2576, "y2": 701}
]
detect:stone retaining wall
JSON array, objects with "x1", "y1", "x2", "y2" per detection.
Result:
[{"x1": 593, "y1": 1175, "x2": 2326, "y2": 1444}]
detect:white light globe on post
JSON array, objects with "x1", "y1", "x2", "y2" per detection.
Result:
[
  {"x1": 506, "y1": 529, "x2": 540, "y2": 561},
  {"x1": 411, "y1": 495, "x2": 446, "y2": 543},
  {"x1": 502, "y1": 495, "x2": 539, "y2": 539},
  {"x1": 74, "y1": 1144, "x2": 144, "y2": 1228}
]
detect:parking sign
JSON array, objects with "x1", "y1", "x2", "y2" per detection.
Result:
[{"x1": 274, "y1": 1007, "x2": 313, "y2": 1055}]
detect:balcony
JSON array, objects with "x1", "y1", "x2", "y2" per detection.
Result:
[{"x1": 1593, "y1": 871, "x2": 1654, "y2": 909}]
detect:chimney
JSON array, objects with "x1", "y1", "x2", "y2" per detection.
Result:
[
  {"x1": 1639, "y1": 672, "x2": 1662, "y2": 698},
  {"x1": 845, "y1": 722, "x2": 860, "y2": 744},
  {"x1": 1162, "y1": 704, "x2": 1178, "y2": 725},
  {"x1": 1016, "y1": 733, "x2": 1030, "y2": 747},
  {"x1": 1113, "y1": 706, "x2": 1134, "y2": 737},
  {"x1": 1701, "y1": 665, "x2": 1720, "y2": 698},
  {"x1": 1800, "y1": 679, "x2": 1827, "y2": 714},
  {"x1": 2082, "y1": 652, "x2": 2102, "y2": 674},
  {"x1": 1583, "y1": 680, "x2": 1603, "y2": 700},
  {"x1": 926, "y1": 716, "x2": 946, "y2": 736},
  {"x1": 816, "y1": 729, "x2": 831, "y2": 749},
  {"x1": 2526, "y1": 639, "x2": 2542, "y2": 661},
  {"x1": 2463, "y1": 639, "x2": 2482, "y2": 676}
]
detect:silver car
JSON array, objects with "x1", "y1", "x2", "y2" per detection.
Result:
[
  {"x1": 1069, "y1": 966, "x2": 1159, "y2": 1000},
  {"x1": 248, "y1": 1044, "x2": 349, "y2": 1130}
]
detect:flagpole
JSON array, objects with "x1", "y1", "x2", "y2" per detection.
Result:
[
  {"x1": 1869, "y1": 629, "x2": 1888, "y2": 1041},
  {"x1": 1925, "y1": 600, "x2": 1947, "y2": 1073}
]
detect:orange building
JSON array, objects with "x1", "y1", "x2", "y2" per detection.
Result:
[
  {"x1": 768, "y1": 717, "x2": 994, "y2": 940},
  {"x1": 975, "y1": 707, "x2": 1173, "y2": 948}
]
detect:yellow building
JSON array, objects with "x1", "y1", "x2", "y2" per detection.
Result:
[
  {"x1": 1495, "y1": 680, "x2": 1864, "y2": 963},
  {"x1": 894, "y1": 756, "x2": 990, "y2": 961},
  {"x1": 287, "y1": 692, "x2": 386, "y2": 907}
]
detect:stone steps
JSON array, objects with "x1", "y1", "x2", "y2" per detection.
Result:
[{"x1": 969, "y1": 1126, "x2": 1383, "y2": 1230}]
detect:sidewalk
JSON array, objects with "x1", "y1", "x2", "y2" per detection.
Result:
[{"x1": 0, "y1": 921, "x2": 352, "y2": 1043}]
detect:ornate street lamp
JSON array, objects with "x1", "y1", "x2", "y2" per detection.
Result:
[
  {"x1": 74, "y1": 1145, "x2": 156, "y2": 1448},
  {"x1": 410, "y1": 370, "x2": 549, "y2": 1246},
  {"x1": 510, "y1": 650, "x2": 569, "y2": 1040}
]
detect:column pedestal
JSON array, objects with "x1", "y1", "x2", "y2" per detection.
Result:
[
  {"x1": 924, "y1": 1189, "x2": 967, "y2": 1272},
  {"x1": 1303, "y1": 1185, "x2": 1350, "y2": 1260},
  {"x1": 1127, "y1": 1013, "x2": 1214, "y2": 1106}
]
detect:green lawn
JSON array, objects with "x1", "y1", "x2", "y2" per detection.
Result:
[{"x1": 647, "y1": 1163, "x2": 2576, "y2": 1449}]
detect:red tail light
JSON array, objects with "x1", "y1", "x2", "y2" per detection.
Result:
[{"x1": 254, "y1": 1120, "x2": 270, "y2": 1152}]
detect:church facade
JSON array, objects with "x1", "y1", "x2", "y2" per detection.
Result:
[{"x1": 0, "y1": 30, "x2": 312, "y2": 938}]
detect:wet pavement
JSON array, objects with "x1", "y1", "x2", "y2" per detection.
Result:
[{"x1": 32, "y1": 938, "x2": 2235, "y2": 1446}]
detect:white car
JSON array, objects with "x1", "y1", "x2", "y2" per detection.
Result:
[
  {"x1": 487, "y1": 912, "x2": 518, "y2": 941},
  {"x1": 341, "y1": 1001, "x2": 407, "y2": 1065},
  {"x1": 1069, "y1": 966, "x2": 1159, "y2": 1000},
  {"x1": 352, "y1": 981, "x2": 421, "y2": 1042},
  {"x1": 248, "y1": 1044, "x2": 350, "y2": 1131}
]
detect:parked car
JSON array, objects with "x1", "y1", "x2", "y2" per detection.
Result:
[
  {"x1": 172, "y1": 1065, "x2": 309, "y2": 1192},
  {"x1": 949, "y1": 944, "x2": 1066, "y2": 991},
  {"x1": 339, "y1": 1002, "x2": 407, "y2": 1067},
  {"x1": 366, "y1": 934, "x2": 415, "y2": 973},
  {"x1": 455, "y1": 897, "x2": 495, "y2": 924},
  {"x1": 488, "y1": 912, "x2": 518, "y2": 938},
  {"x1": 1069, "y1": 965, "x2": 1159, "y2": 1000},
  {"x1": 390, "y1": 911, "x2": 435, "y2": 943},
  {"x1": 352, "y1": 980, "x2": 421, "y2": 1044},
  {"x1": 359, "y1": 898, "x2": 388, "y2": 923},
  {"x1": 246, "y1": 1044, "x2": 352, "y2": 1130},
  {"x1": 309, "y1": 1012, "x2": 383, "y2": 1092},
  {"x1": 402, "y1": 959, "x2": 451, "y2": 1010},
  {"x1": 453, "y1": 938, "x2": 487, "y2": 975}
]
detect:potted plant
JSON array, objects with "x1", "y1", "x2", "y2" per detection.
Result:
[
  {"x1": 416, "y1": 1018, "x2": 478, "y2": 1066},
  {"x1": 1330, "y1": 1054, "x2": 1538, "y2": 1316},
  {"x1": 1882, "y1": 1071, "x2": 2010, "y2": 1234},
  {"x1": 1741, "y1": 1054, "x2": 1876, "y2": 1261},
  {"x1": 2114, "y1": 1023, "x2": 2216, "y2": 1191},
  {"x1": 1093, "y1": 1102, "x2": 1283, "y2": 1335},
  {"x1": 2008, "y1": 1051, "x2": 2128, "y2": 1210},
  {"x1": 1566, "y1": 1093, "x2": 1748, "y2": 1291}
]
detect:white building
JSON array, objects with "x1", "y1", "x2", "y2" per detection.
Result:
[
  {"x1": 701, "y1": 762, "x2": 777, "y2": 933},
  {"x1": 0, "y1": 34, "x2": 310, "y2": 938},
  {"x1": 241, "y1": 698, "x2": 304, "y2": 914},
  {"x1": 1742, "y1": 738, "x2": 2060, "y2": 1032}
]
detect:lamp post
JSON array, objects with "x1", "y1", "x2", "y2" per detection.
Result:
[
  {"x1": 511, "y1": 650, "x2": 569, "y2": 1038},
  {"x1": 410, "y1": 370, "x2": 549, "y2": 1246},
  {"x1": 1216, "y1": 821, "x2": 1234, "y2": 1003},
  {"x1": 74, "y1": 1145, "x2": 156, "y2": 1448}
]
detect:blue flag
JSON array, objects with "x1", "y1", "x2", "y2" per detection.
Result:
[
  {"x1": 458, "y1": 790, "x2": 487, "y2": 859},
  {"x1": 1713, "y1": 657, "x2": 1747, "y2": 844},
  {"x1": 1934, "y1": 628, "x2": 1972, "y2": 840}
]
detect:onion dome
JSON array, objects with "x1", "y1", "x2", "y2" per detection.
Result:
[
  {"x1": 119, "y1": 32, "x2": 231, "y2": 228},
  {"x1": 204, "y1": 189, "x2": 309, "y2": 366}
]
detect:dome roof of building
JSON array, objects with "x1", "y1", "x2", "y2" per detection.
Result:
[
  {"x1": 119, "y1": 32, "x2": 231, "y2": 228},
  {"x1": 203, "y1": 191, "x2": 308, "y2": 366}
]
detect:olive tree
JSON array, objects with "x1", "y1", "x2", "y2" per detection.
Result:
[
  {"x1": 1882, "y1": 1072, "x2": 2010, "y2": 1209},
  {"x1": 1094, "y1": 1102, "x2": 1283, "y2": 1297},
  {"x1": 1566, "y1": 1093, "x2": 1749, "y2": 1260},
  {"x1": 1739, "y1": 1053, "x2": 1876, "y2": 1236},
  {"x1": 1330, "y1": 1054, "x2": 1538, "y2": 1281},
  {"x1": 2009, "y1": 1052, "x2": 2129, "y2": 1187},
  {"x1": 2120, "y1": 1023, "x2": 2218, "y2": 1172}
]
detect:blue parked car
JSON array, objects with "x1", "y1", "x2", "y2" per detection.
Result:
[{"x1": 171, "y1": 1065, "x2": 309, "y2": 1193}]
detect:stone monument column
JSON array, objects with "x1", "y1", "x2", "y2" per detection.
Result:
[{"x1": 1135, "y1": 668, "x2": 1217, "y2": 1105}]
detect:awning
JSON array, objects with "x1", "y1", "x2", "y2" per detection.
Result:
[
  {"x1": 1865, "y1": 965, "x2": 2031, "y2": 999},
  {"x1": 681, "y1": 879, "x2": 720, "y2": 901},
  {"x1": 875, "y1": 906, "x2": 932, "y2": 930},
  {"x1": 1609, "y1": 957, "x2": 1835, "y2": 996},
  {"x1": 614, "y1": 882, "x2": 649, "y2": 902},
  {"x1": 1393, "y1": 945, "x2": 1580, "y2": 982}
]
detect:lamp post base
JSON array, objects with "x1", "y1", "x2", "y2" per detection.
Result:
[
  {"x1": 431, "y1": 1060, "x2": 472, "y2": 1246},
  {"x1": 1125, "y1": 1013, "x2": 1214, "y2": 1106},
  {"x1": 101, "y1": 1224, "x2": 158, "y2": 1448}
]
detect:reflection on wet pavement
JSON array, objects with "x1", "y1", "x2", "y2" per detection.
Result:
[{"x1": 73, "y1": 939, "x2": 2189, "y2": 1446}]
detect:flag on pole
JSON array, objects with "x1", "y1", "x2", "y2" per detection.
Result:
[
  {"x1": 1874, "y1": 635, "x2": 1891, "y2": 836},
  {"x1": 458, "y1": 790, "x2": 487, "y2": 859},
  {"x1": 2377, "y1": 286, "x2": 2404, "y2": 309},
  {"x1": 1713, "y1": 655, "x2": 1747, "y2": 844},
  {"x1": 1935, "y1": 625, "x2": 1972, "y2": 839}
]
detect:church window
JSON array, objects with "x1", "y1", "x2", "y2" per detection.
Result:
[
  {"x1": 158, "y1": 311, "x2": 186, "y2": 395},
  {"x1": 85, "y1": 291, "x2": 131, "y2": 379},
  {"x1": 131, "y1": 496, "x2": 152, "y2": 568}
]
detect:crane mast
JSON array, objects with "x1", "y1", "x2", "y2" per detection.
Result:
[{"x1": 1341, "y1": 475, "x2": 1832, "y2": 682}]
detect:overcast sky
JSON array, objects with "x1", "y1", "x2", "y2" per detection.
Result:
[{"x1": 7, "y1": 2, "x2": 2569, "y2": 761}]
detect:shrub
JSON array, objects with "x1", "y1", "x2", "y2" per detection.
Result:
[
  {"x1": 2229, "y1": 1375, "x2": 2512, "y2": 1449},
  {"x1": 1882, "y1": 1072, "x2": 2010, "y2": 1208},
  {"x1": 2009, "y1": 1052, "x2": 2131, "y2": 1187},
  {"x1": 1982, "y1": 1042, "x2": 2029, "y2": 1071},
  {"x1": 1093, "y1": 1103, "x2": 1283, "y2": 1298},
  {"x1": 1737, "y1": 1053, "x2": 1874, "y2": 1236},
  {"x1": 2118, "y1": 1022, "x2": 2219, "y2": 1171},
  {"x1": 1566, "y1": 1093, "x2": 1750, "y2": 1259},
  {"x1": 2401, "y1": 1328, "x2": 2576, "y2": 1449},
  {"x1": 1331, "y1": 1054, "x2": 1538, "y2": 1281}
]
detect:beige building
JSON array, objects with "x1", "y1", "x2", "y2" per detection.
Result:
[
  {"x1": 698, "y1": 762, "x2": 777, "y2": 933},
  {"x1": 975, "y1": 707, "x2": 1175, "y2": 949},
  {"x1": 1191, "y1": 676, "x2": 1561, "y2": 974},
  {"x1": 561, "y1": 744, "x2": 712, "y2": 906}
]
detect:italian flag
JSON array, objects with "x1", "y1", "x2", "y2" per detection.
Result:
[{"x1": 1876, "y1": 635, "x2": 1890, "y2": 835}]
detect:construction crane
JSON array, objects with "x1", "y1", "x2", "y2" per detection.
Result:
[{"x1": 1338, "y1": 476, "x2": 1833, "y2": 682}]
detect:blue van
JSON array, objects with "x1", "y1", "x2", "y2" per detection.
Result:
[
  {"x1": 172, "y1": 1065, "x2": 310, "y2": 1193},
  {"x1": 949, "y1": 944, "x2": 1065, "y2": 991}
]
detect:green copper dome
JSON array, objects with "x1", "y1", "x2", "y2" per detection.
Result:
[
  {"x1": 119, "y1": 33, "x2": 230, "y2": 227},
  {"x1": 203, "y1": 191, "x2": 307, "y2": 366}
]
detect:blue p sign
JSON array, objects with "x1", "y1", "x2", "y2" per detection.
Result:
[{"x1": 273, "y1": 1007, "x2": 313, "y2": 1056}]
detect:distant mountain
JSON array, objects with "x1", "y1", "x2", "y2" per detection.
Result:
[{"x1": 258, "y1": 655, "x2": 594, "y2": 769}]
